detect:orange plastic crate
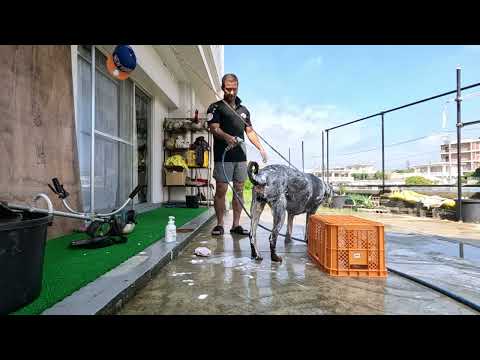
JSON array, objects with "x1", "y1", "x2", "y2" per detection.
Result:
[{"x1": 307, "y1": 215, "x2": 387, "y2": 278}]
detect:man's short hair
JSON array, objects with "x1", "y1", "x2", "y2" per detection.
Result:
[{"x1": 221, "y1": 73, "x2": 238, "y2": 89}]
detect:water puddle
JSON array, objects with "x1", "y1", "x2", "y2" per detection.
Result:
[
  {"x1": 170, "y1": 272, "x2": 193, "y2": 277},
  {"x1": 389, "y1": 233, "x2": 480, "y2": 264},
  {"x1": 422, "y1": 241, "x2": 480, "y2": 264}
]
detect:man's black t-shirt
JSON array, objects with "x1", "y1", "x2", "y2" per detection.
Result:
[{"x1": 207, "y1": 97, "x2": 252, "y2": 162}]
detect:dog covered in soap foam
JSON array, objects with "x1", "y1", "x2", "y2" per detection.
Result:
[{"x1": 247, "y1": 161, "x2": 333, "y2": 262}]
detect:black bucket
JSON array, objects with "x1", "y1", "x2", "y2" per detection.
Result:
[
  {"x1": 331, "y1": 195, "x2": 348, "y2": 209},
  {"x1": 186, "y1": 195, "x2": 199, "y2": 208},
  {"x1": 0, "y1": 211, "x2": 52, "y2": 315},
  {"x1": 460, "y1": 199, "x2": 480, "y2": 223}
]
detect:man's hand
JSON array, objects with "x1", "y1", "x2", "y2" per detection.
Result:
[
  {"x1": 209, "y1": 123, "x2": 237, "y2": 146},
  {"x1": 246, "y1": 127, "x2": 267, "y2": 163},
  {"x1": 226, "y1": 135, "x2": 238, "y2": 147},
  {"x1": 260, "y1": 149, "x2": 268, "y2": 163}
]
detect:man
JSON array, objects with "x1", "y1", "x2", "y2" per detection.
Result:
[{"x1": 207, "y1": 73, "x2": 267, "y2": 236}]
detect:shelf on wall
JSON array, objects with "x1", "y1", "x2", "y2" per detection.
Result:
[
  {"x1": 163, "y1": 118, "x2": 209, "y2": 133},
  {"x1": 164, "y1": 117, "x2": 208, "y2": 121},
  {"x1": 163, "y1": 117, "x2": 213, "y2": 206},
  {"x1": 163, "y1": 164, "x2": 209, "y2": 169},
  {"x1": 163, "y1": 128, "x2": 209, "y2": 134},
  {"x1": 164, "y1": 184, "x2": 209, "y2": 188}
]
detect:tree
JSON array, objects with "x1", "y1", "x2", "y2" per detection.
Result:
[
  {"x1": 473, "y1": 168, "x2": 480, "y2": 178},
  {"x1": 374, "y1": 171, "x2": 390, "y2": 180},
  {"x1": 395, "y1": 168, "x2": 414, "y2": 174},
  {"x1": 405, "y1": 176, "x2": 434, "y2": 185},
  {"x1": 352, "y1": 173, "x2": 368, "y2": 180}
]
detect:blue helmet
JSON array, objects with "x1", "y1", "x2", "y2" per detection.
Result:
[{"x1": 107, "y1": 45, "x2": 137, "y2": 80}]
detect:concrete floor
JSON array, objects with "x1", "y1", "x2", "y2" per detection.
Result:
[{"x1": 119, "y1": 209, "x2": 477, "y2": 315}]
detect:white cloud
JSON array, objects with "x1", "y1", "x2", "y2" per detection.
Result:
[{"x1": 244, "y1": 100, "x2": 363, "y2": 170}]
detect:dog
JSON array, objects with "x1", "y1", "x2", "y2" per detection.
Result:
[{"x1": 247, "y1": 161, "x2": 333, "y2": 262}]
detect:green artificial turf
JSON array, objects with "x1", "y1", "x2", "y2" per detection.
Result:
[{"x1": 12, "y1": 207, "x2": 207, "y2": 315}]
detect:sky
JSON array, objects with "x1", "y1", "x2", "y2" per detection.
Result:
[{"x1": 224, "y1": 45, "x2": 480, "y2": 172}]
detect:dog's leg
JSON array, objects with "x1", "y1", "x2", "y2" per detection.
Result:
[
  {"x1": 285, "y1": 212, "x2": 294, "y2": 243},
  {"x1": 250, "y1": 188, "x2": 265, "y2": 261},
  {"x1": 270, "y1": 195, "x2": 287, "y2": 262}
]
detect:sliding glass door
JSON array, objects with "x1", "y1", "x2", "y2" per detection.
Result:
[{"x1": 76, "y1": 45, "x2": 134, "y2": 212}]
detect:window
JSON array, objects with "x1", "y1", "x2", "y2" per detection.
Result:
[{"x1": 76, "y1": 46, "x2": 134, "y2": 212}]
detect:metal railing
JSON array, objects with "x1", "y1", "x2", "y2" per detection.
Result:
[{"x1": 321, "y1": 68, "x2": 480, "y2": 222}]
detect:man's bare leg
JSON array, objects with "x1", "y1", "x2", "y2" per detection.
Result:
[
  {"x1": 232, "y1": 181, "x2": 244, "y2": 228},
  {"x1": 214, "y1": 182, "x2": 228, "y2": 227}
]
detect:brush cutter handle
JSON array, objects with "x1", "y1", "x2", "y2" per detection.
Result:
[
  {"x1": 95, "y1": 185, "x2": 141, "y2": 218},
  {"x1": 49, "y1": 178, "x2": 70, "y2": 199},
  {"x1": 33, "y1": 193, "x2": 54, "y2": 214},
  {"x1": 128, "y1": 184, "x2": 142, "y2": 199}
]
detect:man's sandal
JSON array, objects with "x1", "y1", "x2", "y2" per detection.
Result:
[
  {"x1": 211, "y1": 225, "x2": 224, "y2": 236},
  {"x1": 230, "y1": 225, "x2": 250, "y2": 236}
]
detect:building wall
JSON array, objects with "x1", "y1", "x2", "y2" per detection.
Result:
[{"x1": 0, "y1": 45, "x2": 82, "y2": 239}]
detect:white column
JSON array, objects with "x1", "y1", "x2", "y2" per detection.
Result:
[{"x1": 151, "y1": 98, "x2": 168, "y2": 204}]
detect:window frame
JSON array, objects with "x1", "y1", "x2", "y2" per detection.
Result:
[{"x1": 76, "y1": 45, "x2": 137, "y2": 213}]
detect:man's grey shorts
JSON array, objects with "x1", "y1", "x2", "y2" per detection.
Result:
[{"x1": 213, "y1": 161, "x2": 248, "y2": 183}]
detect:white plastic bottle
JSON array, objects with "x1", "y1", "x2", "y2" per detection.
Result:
[{"x1": 165, "y1": 216, "x2": 177, "y2": 243}]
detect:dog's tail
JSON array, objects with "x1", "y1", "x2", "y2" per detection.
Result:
[{"x1": 247, "y1": 161, "x2": 264, "y2": 186}]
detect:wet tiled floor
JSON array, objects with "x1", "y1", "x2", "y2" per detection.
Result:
[{"x1": 119, "y1": 210, "x2": 477, "y2": 315}]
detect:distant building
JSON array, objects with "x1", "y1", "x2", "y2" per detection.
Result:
[
  {"x1": 440, "y1": 138, "x2": 480, "y2": 174},
  {"x1": 312, "y1": 164, "x2": 376, "y2": 184},
  {"x1": 411, "y1": 138, "x2": 480, "y2": 183}
]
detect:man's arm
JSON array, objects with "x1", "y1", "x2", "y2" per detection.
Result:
[
  {"x1": 207, "y1": 102, "x2": 236, "y2": 146},
  {"x1": 245, "y1": 126, "x2": 267, "y2": 162},
  {"x1": 209, "y1": 123, "x2": 237, "y2": 146}
]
